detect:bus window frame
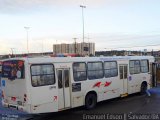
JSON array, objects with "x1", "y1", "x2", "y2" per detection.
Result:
[
  {"x1": 104, "y1": 61, "x2": 118, "y2": 78},
  {"x1": 87, "y1": 61, "x2": 104, "y2": 80},
  {"x1": 30, "y1": 63, "x2": 56, "y2": 87},
  {"x1": 129, "y1": 60, "x2": 141, "y2": 75},
  {"x1": 72, "y1": 62, "x2": 87, "y2": 82},
  {"x1": 140, "y1": 59, "x2": 149, "y2": 73}
]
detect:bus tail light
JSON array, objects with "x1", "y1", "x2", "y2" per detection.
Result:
[
  {"x1": 11, "y1": 97, "x2": 16, "y2": 101},
  {"x1": 24, "y1": 94, "x2": 27, "y2": 102}
]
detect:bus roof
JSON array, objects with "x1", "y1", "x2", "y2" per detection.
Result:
[{"x1": 2, "y1": 56, "x2": 155, "y2": 64}]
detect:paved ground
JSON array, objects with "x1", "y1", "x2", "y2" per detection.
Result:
[{"x1": 1, "y1": 86, "x2": 160, "y2": 120}]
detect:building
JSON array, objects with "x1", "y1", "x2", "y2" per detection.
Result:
[
  {"x1": 53, "y1": 42, "x2": 95, "y2": 56},
  {"x1": 95, "y1": 50, "x2": 155, "y2": 56}
]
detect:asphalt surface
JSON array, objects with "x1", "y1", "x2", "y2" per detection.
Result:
[{"x1": 1, "y1": 86, "x2": 160, "y2": 120}]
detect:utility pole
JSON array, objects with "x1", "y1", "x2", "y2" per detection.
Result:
[
  {"x1": 86, "y1": 34, "x2": 91, "y2": 55},
  {"x1": 73, "y1": 38, "x2": 78, "y2": 54}
]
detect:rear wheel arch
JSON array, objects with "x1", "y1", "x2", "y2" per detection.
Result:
[
  {"x1": 140, "y1": 81, "x2": 148, "y2": 94},
  {"x1": 84, "y1": 91, "x2": 97, "y2": 110}
]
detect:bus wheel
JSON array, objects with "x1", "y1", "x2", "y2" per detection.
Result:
[
  {"x1": 85, "y1": 93, "x2": 97, "y2": 110},
  {"x1": 140, "y1": 82, "x2": 147, "y2": 95}
]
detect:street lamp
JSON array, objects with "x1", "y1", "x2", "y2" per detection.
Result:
[
  {"x1": 73, "y1": 38, "x2": 78, "y2": 54},
  {"x1": 24, "y1": 26, "x2": 30, "y2": 54},
  {"x1": 80, "y1": 5, "x2": 86, "y2": 55},
  {"x1": 80, "y1": 5, "x2": 86, "y2": 43},
  {"x1": 10, "y1": 48, "x2": 15, "y2": 57}
]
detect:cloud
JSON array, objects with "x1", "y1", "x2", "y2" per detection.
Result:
[
  {"x1": 0, "y1": 0, "x2": 107, "y2": 14},
  {"x1": 0, "y1": 0, "x2": 106, "y2": 6}
]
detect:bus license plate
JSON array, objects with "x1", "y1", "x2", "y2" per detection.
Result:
[{"x1": 9, "y1": 105, "x2": 17, "y2": 110}]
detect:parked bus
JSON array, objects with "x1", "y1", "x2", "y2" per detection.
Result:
[{"x1": 1, "y1": 56, "x2": 154, "y2": 114}]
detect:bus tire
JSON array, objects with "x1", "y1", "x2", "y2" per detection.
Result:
[
  {"x1": 85, "y1": 93, "x2": 97, "y2": 110},
  {"x1": 140, "y1": 82, "x2": 147, "y2": 95}
]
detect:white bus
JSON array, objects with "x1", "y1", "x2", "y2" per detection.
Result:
[{"x1": 1, "y1": 56, "x2": 154, "y2": 114}]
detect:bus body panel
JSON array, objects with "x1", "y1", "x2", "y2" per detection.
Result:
[
  {"x1": 2, "y1": 79, "x2": 26, "y2": 103},
  {"x1": 29, "y1": 85, "x2": 58, "y2": 113},
  {"x1": 28, "y1": 62, "x2": 58, "y2": 113}
]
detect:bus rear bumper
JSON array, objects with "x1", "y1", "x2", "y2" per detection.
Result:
[{"x1": 2, "y1": 100, "x2": 31, "y2": 113}]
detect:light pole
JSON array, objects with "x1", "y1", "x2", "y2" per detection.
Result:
[
  {"x1": 73, "y1": 38, "x2": 78, "y2": 54},
  {"x1": 80, "y1": 5, "x2": 86, "y2": 55},
  {"x1": 24, "y1": 26, "x2": 30, "y2": 54},
  {"x1": 10, "y1": 48, "x2": 14, "y2": 57}
]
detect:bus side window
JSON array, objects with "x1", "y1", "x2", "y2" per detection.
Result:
[
  {"x1": 129, "y1": 60, "x2": 141, "y2": 74},
  {"x1": 31, "y1": 64, "x2": 55, "y2": 87},
  {"x1": 58, "y1": 70, "x2": 63, "y2": 89},
  {"x1": 104, "y1": 61, "x2": 118, "y2": 78},
  {"x1": 73, "y1": 62, "x2": 87, "y2": 81},
  {"x1": 140, "y1": 60, "x2": 149, "y2": 73},
  {"x1": 88, "y1": 62, "x2": 104, "y2": 80}
]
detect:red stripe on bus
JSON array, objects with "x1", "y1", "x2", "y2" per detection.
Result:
[
  {"x1": 93, "y1": 82, "x2": 101, "y2": 88},
  {"x1": 104, "y1": 81, "x2": 112, "y2": 87}
]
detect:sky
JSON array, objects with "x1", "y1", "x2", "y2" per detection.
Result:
[{"x1": 0, "y1": 0, "x2": 160, "y2": 55}]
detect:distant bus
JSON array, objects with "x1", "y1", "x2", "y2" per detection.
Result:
[{"x1": 1, "y1": 56, "x2": 154, "y2": 114}]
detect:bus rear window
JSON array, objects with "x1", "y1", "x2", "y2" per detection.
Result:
[{"x1": 2, "y1": 60, "x2": 25, "y2": 79}]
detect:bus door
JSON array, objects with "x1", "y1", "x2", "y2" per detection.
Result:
[
  {"x1": 152, "y1": 63, "x2": 158, "y2": 87},
  {"x1": 119, "y1": 64, "x2": 128, "y2": 95},
  {"x1": 57, "y1": 68, "x2": 71, "y2": 110}
]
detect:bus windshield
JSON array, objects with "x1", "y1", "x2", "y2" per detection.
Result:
[{"x1": 2, "y1": 60, "x2": 25, "y2": 80}]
